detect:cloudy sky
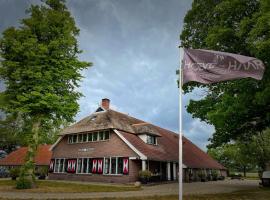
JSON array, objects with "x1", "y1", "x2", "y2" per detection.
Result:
[{"x1": 0, "y1": 0, "x2": 214, "y2": 150}]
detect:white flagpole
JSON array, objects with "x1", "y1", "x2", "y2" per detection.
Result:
[{"x1": 179, "y1": 48, "x2": 183, "y2": 200}]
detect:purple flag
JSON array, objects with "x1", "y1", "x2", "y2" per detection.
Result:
[{"x1": 182, "y1": 49, "x2": 265, "y2": 84}]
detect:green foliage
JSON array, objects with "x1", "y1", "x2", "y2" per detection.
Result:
[
  {"x1": 0, "y1": 0, "x2": 91, "y2": 187},
  {"x1": 138, "y1": 170, "x2": 152, "y2": 179},
  {"x1": 39, "y1": 166, "x2": 48, "y2": 176},
  {"x1": 212, "y1": 170, "x2": 218, "y2": 179},
  {"x1": 208, "y1": 142, "x2": 256, "y2": 175},
  {"x1": 198, "y1": 170, "x2": 206, "y2": 179},
  {"x1": 180, "y1": 0, "x2": 270, "y2": 146},
  {"x1": 0, "y1": 0, "x2": 91, "y2": 122},
  {"x1": 251, "y1": 128, "x2": 270, "y2": 170},
  {"x1": 16, "y1": 177, "x2": 32, "y2": 189},
  {"x1": 0, "y1": 114, "x2": 26, "y2": 152},
  {"x1": 9, "y1": 167, "x2": 20, "y2": 180},
  {"x1": 209, "y1": 129, "x2": 270, "y2": 172}
]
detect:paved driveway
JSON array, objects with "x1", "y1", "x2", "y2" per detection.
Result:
[{"x1": 0, "y1": 180, "x2": 260, "y2": 199}]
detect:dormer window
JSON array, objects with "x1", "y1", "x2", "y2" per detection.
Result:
[{"x1": 147, "y1": 135, "x2": 157, "y2": 145}]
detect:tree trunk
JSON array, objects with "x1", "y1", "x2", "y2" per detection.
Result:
[{"x1": 19, "y1": 117, "x2": 41, "y2": 188}]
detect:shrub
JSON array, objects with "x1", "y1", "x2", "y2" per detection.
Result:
[
  {"x1": 9, "y1": 168, "x2": 20, "y2": 180},
  {"x1": 138, "y1": 170, "x2": 152, "y2": 179},
  {"x1": 40, "y1": 166, "x2": 48, "y2": 176},
  {"x1": 212, "y1": 170, "x2": 218, "y2": 180},
  {"x1": 16, "y1": 177, "x2": 32, "y2": 189},
  {"x1": 198, "y1": 170, "x2": 207, "y2": 182},
  {"x1": 38, "y1": 166, "x2": 48, "y2": 179}
]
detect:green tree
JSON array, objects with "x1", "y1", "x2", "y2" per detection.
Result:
[
  {"x1": 209, "y1": 129, "x2": 270, "y2": 174},
  {"x1": 251, "y1": 128, "x2": 270, "y2": 171},
  {"x1": 0, "y1": 114, "x2": 23, "y2": 152},
  {"x1": 208, "y1": 142, "x2": 255, "y2": 176},
  {"x1": 0, "y1": 0, "x2": 91, "y2": 188},
  {"x1": 180, "y1": 0, "x2": 270, "y2": 147}
]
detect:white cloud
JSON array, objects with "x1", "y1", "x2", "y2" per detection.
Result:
[{"x1": 0, "y1": 0, "x2": 216, "y2": 151}]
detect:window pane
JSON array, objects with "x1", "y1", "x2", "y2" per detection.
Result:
[
  {"x1": 97, "y1": 132, "x2": 100, "y2": 141},
  {"x1": 83, "y1": 158, "x2": 88, "y2": 173},
  {"x1": 99, "y1": 131, "x2": 105, "y2": 140},
  {"x1": 111, "y1": 158, "x2": 116, "y2": 174},
  {"x1": 104, "y1": 158, "x2": 110, "y2": 174},
  {"x1": 147, "y1": 135, "x2": 156, "y2": 144},
  {"x1": 104, "y1": 131, "x2": 110, "y2": 140},
  {"x1": 93, "y1": 132, "x2": 98, "y2": 141},
  {"x1": 59, "y1": 159, "x2": 63, "y2": 172},
  {"x1": 88, "y1": 158, "x2": 92, "y2": 173},
  {"x1": 65, "y1": 159, "x2": 68, "y2": 172},
  {"x1": 83, "y1": 134, "x2": 87, "y2": 142},
  {"x1": 77, "y1": 158, "x2": 82, "y2": 173},
  {"x1": 88, "y1": 133, "x2": 93, "y2": 142},
  {"x1": 73, "y1": 135, "x2": 77, "y2": 143},
  {"x1": 147, "y1": 135, "x2": 151, "y2": 144},
  {"x1": 55, "y1": 159, "x2": 60, "y2": 172},
  {"x1": 78, "y1": 134, "x2": 83, "y2": 142},
  {"x1": 68, "y1": 136, "x2": 73, "y2": 144},
  {"x1": 118, "y1": 158, "x2": 123, "y2": 174}
]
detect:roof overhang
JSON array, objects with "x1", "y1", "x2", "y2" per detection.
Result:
[
  {"x1": 49, "y1": 136, "x2": 63, "y2": 151},
  {"x1": 113, "y1": 129, "x2": 147, "y2": 160}
]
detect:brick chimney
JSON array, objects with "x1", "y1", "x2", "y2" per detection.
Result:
[{"x1": 101, "y1": 98, "x2": 110, "y2": 110}]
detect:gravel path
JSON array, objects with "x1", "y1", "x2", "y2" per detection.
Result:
[{"x1": 0, "y1": 180, "x2": 259, "y2": 199}]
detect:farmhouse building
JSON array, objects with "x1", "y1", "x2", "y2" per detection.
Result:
[{"x1": 49, "y1": 98, "x2": 226, "y2": 183}]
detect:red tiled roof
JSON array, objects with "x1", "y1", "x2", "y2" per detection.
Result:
[
  {"x1": 0, "y1": 145, "x2": 52, "y2": 166},
  {"x1": 119, "y1": 128, "x2": 225, "y2": 169},
  {"x1": 183, "y1": 137, "x2": 225, "y2": 169}
]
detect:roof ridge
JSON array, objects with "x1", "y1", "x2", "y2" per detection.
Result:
[{"x1": 107, "y1": 109, "x2": 145, "y2": 123}]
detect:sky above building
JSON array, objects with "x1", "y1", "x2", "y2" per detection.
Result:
[{"x1": 0, "y1": 0, "x2": 214, "y2": 150}]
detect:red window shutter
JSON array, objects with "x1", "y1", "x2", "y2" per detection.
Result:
[
  {"x1": 67, "y1": 159, "x2": 77, "y2": 173},
  {"x1": 123, "y1": 158, "x2": 129, "y2": 175},
  {"x1": 49, "y1": 159, "x2": 54, "y2": 172},
  {"x1": 67, "y1": 160, "x2": 71, "y2": 172},
  {"x1": 92, "y1": 159, "x2": 97, "y2": 173},
  {"x1": 97, "y1": 159, "x2": 103, "y2": 174}
]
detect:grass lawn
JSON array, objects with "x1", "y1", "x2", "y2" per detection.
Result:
[
  {"x1": 0, "y1": 179, "x2": 140, "y2": 193},
  {"x1": 0, "y1": 180, "x2": 269, "y2": 200}
]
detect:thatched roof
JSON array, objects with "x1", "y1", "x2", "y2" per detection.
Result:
[
  {"x1": 132, "y1": 123, "x2": 161, "y2": 136},
  {"x1": 61, "y1": 109, "x2": 161, "y2": 136}
]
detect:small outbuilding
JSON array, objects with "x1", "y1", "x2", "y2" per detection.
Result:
[{"x1": 0, "y1": 145, "x2": 52, "y2": 173}]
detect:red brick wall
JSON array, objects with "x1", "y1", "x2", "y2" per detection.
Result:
[
  {"x1": 49, "y1": 159, "x2": 140, "y2": 183},
  {"x1": 52, "y1": 132, "x2": 138, "y2": 158},
  {"x1": 49, "y1": 131, "x2": 141, "y2": 183}
]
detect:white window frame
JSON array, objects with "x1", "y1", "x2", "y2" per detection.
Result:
[
  {"x1": 92, "y1": 132, "x2": 98, "y2": 141},
  {"x1": 76, "y1": 157, "x2": 93, "y2": 174},
  {"x1": 147, "y1": 135, "x2": 157, "y2": 145},
  {"x1": 82, "y1": 133, "x2": 87, "y2": 143},
  {"x1": 68, "y1": 135, "x2": 73, "y2": 144},
  {"x1": 78, "y1": 134, "x2": 83, "y2": 143},
  {"x1": 68, "y1": 130, "x2": 111, "y2": 144},
  {"x1": 103, "y1": 156, "x2": 125, "y2": 176},
  {"x1": 54, "y1": 158, "x2": 66, "y2": 173},
  {"x1": 73, "y1": 134, "x2": 78, "y2": 143},
  {"x1": 88, "y1": 133, "x2": 93, "y2": 142},
  {"x1": 104, "y1": 130, "x2": 110, "y2": 140}
]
